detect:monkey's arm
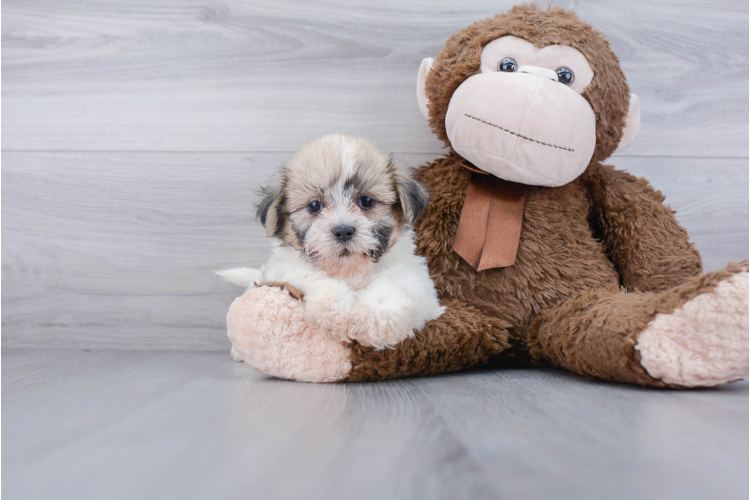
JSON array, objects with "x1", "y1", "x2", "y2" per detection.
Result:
[
  {"x1": 347, "y1": 298, "x2": 508, "y2": 381},
  {"x1": 582, "y1": 163, "x2": 702, "y2": 292},
  {"x1": 226, "y1": 287, "x2": 511, "y2": 383}
]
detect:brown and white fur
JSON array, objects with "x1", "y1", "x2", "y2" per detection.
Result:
[{"x1": 219, "y1": 133, "x2": 445, "y2": 350}]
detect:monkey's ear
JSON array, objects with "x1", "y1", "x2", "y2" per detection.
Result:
[
  {"x1": 256, "y1": 178, "x2": 284, "y2": 237},
  {"x1": 394, "y1": 169, "x2": 430, "y2": 225},
  {"x1": 417, "y1": 57, "x2": 436, "y2": 120},
  {"x1": 615, "y1": 93, "x2": 641, "y2": 152}
]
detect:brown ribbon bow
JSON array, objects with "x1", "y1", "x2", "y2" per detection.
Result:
[{"x1": 453, "y1": 161, "x2": 526, "y2": 271}]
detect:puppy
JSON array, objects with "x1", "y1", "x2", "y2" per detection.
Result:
[{"x1": 218, "y1": 133, "x2": 444, "y2": 350}]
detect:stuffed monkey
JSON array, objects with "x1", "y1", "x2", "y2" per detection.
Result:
[{"x1": 227, "y1": 4, "x2": 748, "y2": 387}]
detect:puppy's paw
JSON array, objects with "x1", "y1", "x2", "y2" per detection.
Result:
[
  {"x1": 304, "y1": 280, "x2": 354, "y2": 342},
  {"x1": 348, "y1": 289, "x2": 415, "y2": 349}
]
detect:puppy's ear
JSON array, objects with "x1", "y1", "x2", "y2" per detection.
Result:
[
  {"x1": 256, "y1": 177, "x2": 284, "y2": 237},
  {"x1": 394, "y1": 167, "x2": 430, "y2": 225}
]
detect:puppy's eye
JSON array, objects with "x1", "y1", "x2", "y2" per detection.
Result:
[
  {"x1": 498, "y1": 57, "x2": 517, "y2": 72},
  {"x1": 358, "y1": 196, "x2": 374, "y2": 209},
  {"x1": 307, "y1": 200, "x2": 322, "y2": 213},
  {"x1": 556, "y1": 66, "x2": 574, "y2": 86}
]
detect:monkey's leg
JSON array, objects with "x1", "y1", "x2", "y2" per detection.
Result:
[
  {"x1": 528, "y1": 263, "x2": 748, "y2": 388},
  {"x1": 227, "y1": 287, "x2": 511, "y2": 382}
]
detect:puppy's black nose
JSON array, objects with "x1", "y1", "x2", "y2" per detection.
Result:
[{"x1": 332, "y1": 225, "x2": 356, "y2": 242}]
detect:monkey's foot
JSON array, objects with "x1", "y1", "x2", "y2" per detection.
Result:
[
  {"x1": 226, "y1": 286, "x2": 351, "y2": 383},
  {"x1": 636, "y1": 271, "x2": 749, "y2": 387}
]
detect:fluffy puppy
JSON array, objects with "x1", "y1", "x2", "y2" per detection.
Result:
[{"x1": 219, "y1": 133, "x2": 445, "y2": 350}]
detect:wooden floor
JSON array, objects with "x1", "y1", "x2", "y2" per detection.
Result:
[{"x1": 3, "y1": 348, "x2": 748, "y2": 500}]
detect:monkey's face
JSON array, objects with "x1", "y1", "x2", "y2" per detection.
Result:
[
  {"x1": 417, "y1": 6, "x2": 641, "y2": 186},
  {"x1": 445, "y1": 36, "x2": 597, "y2": 187}
]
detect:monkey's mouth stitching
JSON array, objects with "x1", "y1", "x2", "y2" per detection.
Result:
[{"x1": 465, "y1": 114, "x2": 575, "y2": 152}]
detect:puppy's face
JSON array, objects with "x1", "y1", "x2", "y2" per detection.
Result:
[{"x1": 257, "y1": 134, "x2": 429, "y2": 278}]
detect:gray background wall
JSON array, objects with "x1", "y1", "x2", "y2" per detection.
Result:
[{"x1": 3, "y1": 0, "x2": 748, "y2": 351}]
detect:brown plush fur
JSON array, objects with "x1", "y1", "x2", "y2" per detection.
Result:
[{"x1": 345, "y1": 5, "x2": 744, "y2": 386}]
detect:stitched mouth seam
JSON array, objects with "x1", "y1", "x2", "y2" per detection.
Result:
[{"x1": 464, "y1": 114, "x2": 575, "y2": 152}]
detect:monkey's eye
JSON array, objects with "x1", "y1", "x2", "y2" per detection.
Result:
[
  {"x1": 498, "y1": 57, "x2": 517, "y2": 72},
  {"x1": 307, "y1": 200, "x2": 322, "y2": 213},
  {"x1": 358, "y1": 196, "x2": 374, "y2": 209},
  {"x1": 556, "y1": 67, "x2": 574, "y2": 86}
]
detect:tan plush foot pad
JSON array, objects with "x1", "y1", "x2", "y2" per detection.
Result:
[
  {"x1": 636, "y1": 272, "x2": 749, "y2": 387},
  {"x1": 227, "y1": 286, "x2": 351, "y2": 383}
]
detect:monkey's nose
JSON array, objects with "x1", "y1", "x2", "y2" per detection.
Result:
[
  {"x1": 518, "y1": 65, "x2": 558, "y2": 82},
  {"x1": 332, "y1": 225, "x2": 356, "y2": 242}
]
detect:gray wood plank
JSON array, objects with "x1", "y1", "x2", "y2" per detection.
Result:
[
  {"x1": 2, "y1": 151, "x2": 747, "y2": 350},
  {"x1": 2, "y1": 0, "x2": 747, "y2": 156},
  {"x1": 2, "y1": 348, "x2": 748, "y2": 500}
]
